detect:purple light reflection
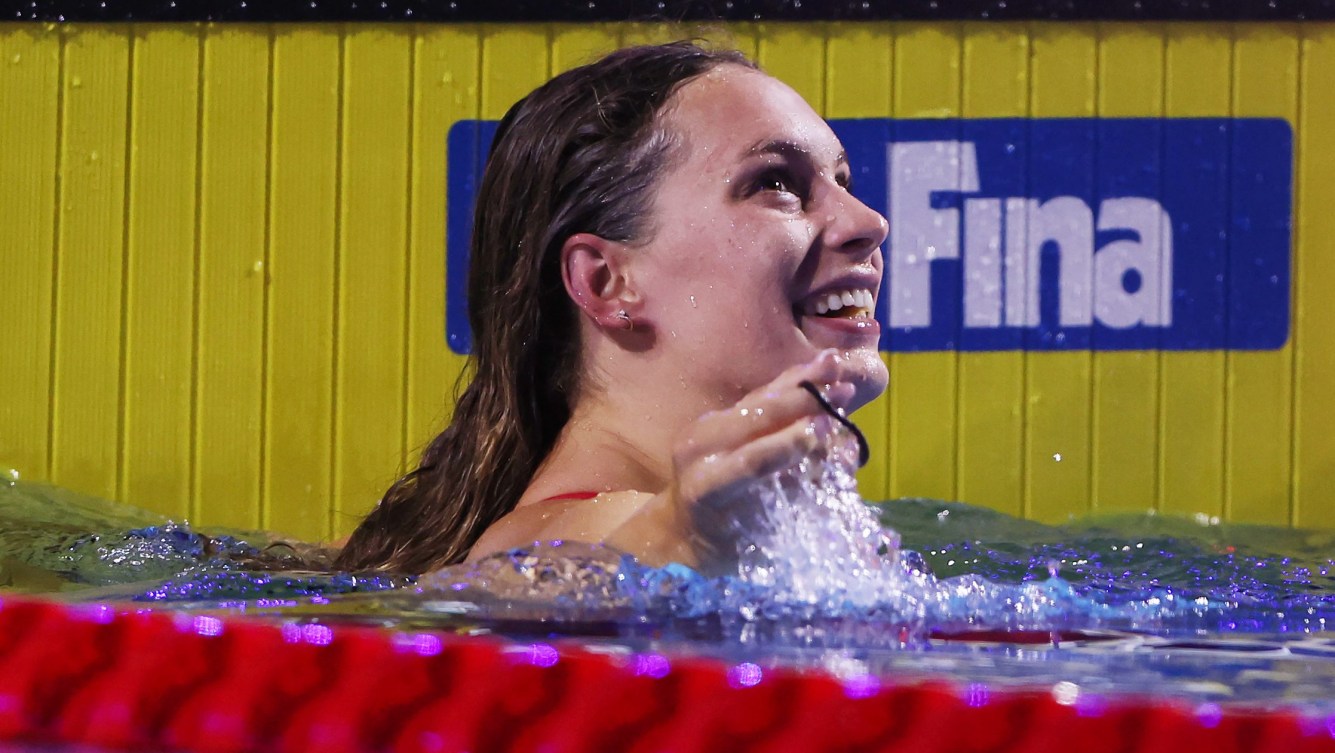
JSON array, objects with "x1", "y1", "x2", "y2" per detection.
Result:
[
  {"x1": 1195, "y1": 702, "x2": 1223, "y2": 728},
  {"x1": 302, "y1": 624, "x2": 334, "y2": 646},
  {"x1": 727, "y1": 662, "x2": 763, "y2": 688},
  {"x1": 842, "y1": 674, "x2": 880, "y2": 699},
  {"x1": 401, "y1": 633, "x2": 442, "y2": 656},
  {"x1": 192, "y1": 615, "x2": 224, "y2": 637},
  {"x1": 633, "y1": 653, "x2": 671, "y2": 679},
  {"x1": 83, "y1": 604, "x2": 115, "y2": 624},
  {"x1": 528, "y1": 643, "x2": 559, "y2": 667}
]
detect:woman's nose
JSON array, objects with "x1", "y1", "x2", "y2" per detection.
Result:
[{"x1": 823, "y1": 187, "x2": 889, "y2": 256}]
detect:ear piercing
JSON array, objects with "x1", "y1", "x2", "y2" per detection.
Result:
[{"x1": 615, "y1": 309, "x2": 634, "y2": 331}]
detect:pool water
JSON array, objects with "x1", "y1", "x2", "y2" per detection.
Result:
[{"x1": 4, "y1": 467, "x2": 1335, "y2": 716}]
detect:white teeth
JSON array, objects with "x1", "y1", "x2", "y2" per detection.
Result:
[{"x1": 803, "y1": 287, "x2": 875, "y2": 317}]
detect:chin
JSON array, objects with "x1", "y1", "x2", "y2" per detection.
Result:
[{"x1": 844, "y1": 348, "x2": 889, "y2": 412}]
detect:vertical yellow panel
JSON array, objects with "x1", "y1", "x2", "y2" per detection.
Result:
[
  {"x1": 122, "y1": 25, "x2": 199, "y2": 521},
  {"x1": 551, "y1": 24, "x2": 619, "y2": 73},
  {"x1": 1025, "y1": 24, "x2": 1095, "y2": 522},
  {"x1": 405, "y1": 25, "x2": 479, "y2": 499},
  {"x1": 195, "y1": 27, "x2": 269, "y2": 529},
  {"x1": 1226, "y1": 24, "x2": 1297, "y2": 526},
  {"x1": 827, "y1": 23, "x2": 892, "y2": 501},
  {"x1": 332, "y1": 27, "x2": 413, "y2": 538},
  {"x1": 0, "y1": 27, "x2": 60, "y2": 482},
  {"x1": 1160, "y1": 24, "x2": 1229, "y2": 520},
  {"x1": 956, "y1": 23, "x2": 1028, "y2": 518},
  {"x1": 1294, "y1": 26, "x2": 1335, "y2": 529},
  {"x1": 51, "y1": 26, "x2": 130, "y2": 502},
  {"x1": 1090, "y1": 25, "x2": 1163, "y2": 515},
  {"x1": 620, "y1": 22, "x2": 681, "y2": 49},
  {"x1": 265, "y1": 27, "x2": 339, "y2": 540},
  {"x1": 481, "y1": 25, "x2": 548, "y2": 117},
  {"x1": 890, "y1": 23, "x2": 960, "y2": 503},
  {"x1": 757, "y1": 23, "x2": 825, "y2": 108},
  {"x1": 720, "y1": 23, "x2": 761, "y2": 61}
]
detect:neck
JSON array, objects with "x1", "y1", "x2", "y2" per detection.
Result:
[{"x1": 520, "y1": 339, "x2": 729, "y2": 506}]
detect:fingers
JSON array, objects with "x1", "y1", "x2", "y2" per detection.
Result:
[
  {"x1": 677, "y1": 413, "x2": 836, "y2": 505},
  {"x1": 665, "y1": 349, "x2": 867, "y2": 569},
  {"x1": 679, "y1": 350, "x2": 852, "y2": 462}
]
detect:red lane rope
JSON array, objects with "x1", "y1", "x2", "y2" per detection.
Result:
[{"x1": 0, "y1": 595, "x2": 1330, "y2": 753}]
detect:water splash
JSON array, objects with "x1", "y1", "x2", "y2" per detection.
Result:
[{"x1": 417, "y1": 426, "x2": 1335, "y2": 644}]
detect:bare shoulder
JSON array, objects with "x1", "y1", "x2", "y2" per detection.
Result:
[{"x1": 465, "y1": 491, "x2": 655, "y2": 563}]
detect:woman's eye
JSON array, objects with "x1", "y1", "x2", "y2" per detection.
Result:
[{"x1": 755, "y1": 170, "x2": 800, "y2": 197}]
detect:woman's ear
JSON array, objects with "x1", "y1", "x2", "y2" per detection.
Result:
[{"x1": 561, "y1": 232, "x2": 641, "y2": 331}]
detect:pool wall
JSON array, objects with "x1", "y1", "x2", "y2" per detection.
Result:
[{"x1": 2, "y1": 15, "x2": 1334, "y2": 540}]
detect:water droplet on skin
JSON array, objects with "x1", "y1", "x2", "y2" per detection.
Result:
[{"x1": 689, "y1": 295, "x2": 697, "y2": 308}]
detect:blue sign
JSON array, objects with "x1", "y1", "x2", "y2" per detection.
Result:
[{"x1": 447, "y1": 118, "x2": 1292, "y2": 354}]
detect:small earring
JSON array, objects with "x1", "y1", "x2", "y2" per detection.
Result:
[{"x1": 615, "y1": 309, "x2": 634, "y2": 331}]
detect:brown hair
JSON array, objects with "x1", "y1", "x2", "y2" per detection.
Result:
[{"x1": 335, "y1": 42, "x2": 755, "y2": 574}]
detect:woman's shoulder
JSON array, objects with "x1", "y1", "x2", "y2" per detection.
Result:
[{"x1": 465, "y1": 490, "x2": 654, "y2": 563}]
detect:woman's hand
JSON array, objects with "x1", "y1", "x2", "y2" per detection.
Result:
[{"x1": 619, "y1": 349, "x2": 858, "y2": 573}]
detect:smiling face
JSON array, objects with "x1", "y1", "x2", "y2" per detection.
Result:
[{"x1": 629, "y1": 65, "x2": 890, "y2": 411}]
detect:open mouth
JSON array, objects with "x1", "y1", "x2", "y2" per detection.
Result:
[{"x1": 797, "y1": 287, "x2": 875, "y2": 321}]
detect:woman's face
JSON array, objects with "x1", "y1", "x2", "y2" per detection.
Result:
[{"x1": 632, "y1": 65, "x2": 889, "y2": 411}]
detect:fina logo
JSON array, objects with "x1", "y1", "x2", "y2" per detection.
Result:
[
  {"x1": 445, "y1": 118, "x2": 1293, "y2": 354},
  {"x1": 888, "y1": 139, "x2": 1172, "y2": 332}
]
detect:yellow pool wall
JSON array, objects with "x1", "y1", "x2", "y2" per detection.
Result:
[{"x1": 2, "y1": 21, "x2": 1333, "y2": 541}]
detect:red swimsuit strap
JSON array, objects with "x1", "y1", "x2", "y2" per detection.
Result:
[{"x1": 540, "y1": 490, "x2": 602, "y2": 502}]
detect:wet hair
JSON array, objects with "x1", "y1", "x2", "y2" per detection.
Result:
[{"x1": 335, "y1": 41, "x2": 756, "y2": 574}]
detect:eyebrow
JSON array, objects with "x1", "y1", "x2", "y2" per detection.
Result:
[{"x1": 745, "y1": 138, "x2": 849, "y2": 169}]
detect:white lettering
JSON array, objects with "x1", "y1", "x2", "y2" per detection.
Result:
[
  {"x1": 963, "y1": 198, "x2": 1003, "y2": 327},
  {"x1": 1094, "y1": 198, "x2": 1174, "y2": 328},
  {"x1": 885, "y1": 140, "x2": 1173, "y2": 332},
  {"x1": 888, "y1": 141, "x2": 979, "y2": 327}
]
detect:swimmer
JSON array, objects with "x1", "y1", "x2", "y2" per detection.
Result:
[{"x1": 335, "y1": 42, "x2": 888, "y2": 576}]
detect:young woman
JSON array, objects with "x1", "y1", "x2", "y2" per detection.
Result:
[{"x1": 335, "y1": 42, "x2": 888, "y2": 576}]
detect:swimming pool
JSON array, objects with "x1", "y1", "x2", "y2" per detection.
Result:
[{"x1": 4, "y1": 476, "x2": 1335, "y2": 752}]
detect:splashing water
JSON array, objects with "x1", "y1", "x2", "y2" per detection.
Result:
[
  {"x1": 415, "y1": 427, "x2": 1335, "y2": 646},
  {"x1": 6, "y1": 441, "x2": 1335, "y2": 643}
]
